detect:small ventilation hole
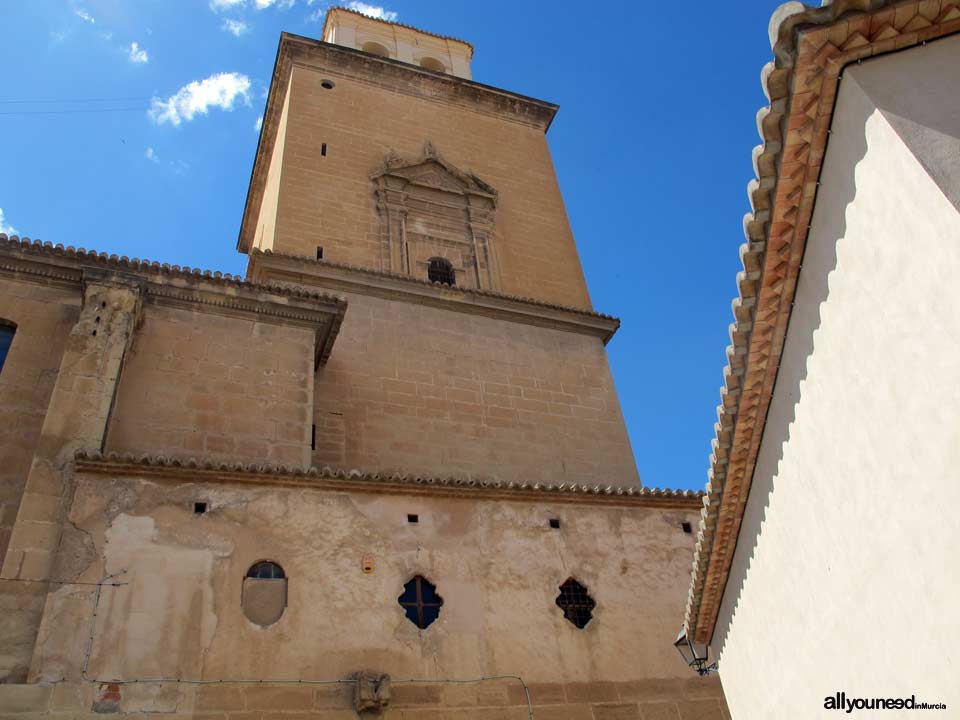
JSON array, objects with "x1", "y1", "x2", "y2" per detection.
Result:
[
  {"x1": 681, "y1": 522, "x2": 692, "y2": 534},
  {"x1": 316, "y1": 246, "x2": 324, "y2": 260},
  {"x1": 407, "y1": 514, "x2": 419, "y2": 524},
  {"x1": 321, "y1": 143, "x2": 327, "y2": 157},
  {"x1": 321, "y1": 79, "x2": 335, "y2": 90},
  {"x1": 549, "y1": 518, "x2": 561, "y2": 529},
  {"x1": 194, "y1": 502, "x2": 208, "y2": 515},
  {"x1": 311, "y1": 424, "x2": 316, "y2": 450}
]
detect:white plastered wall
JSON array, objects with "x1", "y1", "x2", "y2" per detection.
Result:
[{"x1": 712, "y1": 35, "x2": 960, "y2": 718}]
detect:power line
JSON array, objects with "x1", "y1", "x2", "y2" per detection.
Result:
[
  {"x1": 0, "y1": 106, "x2": 148, "y2": 117},
  {"x1": 0, "y1": 96, "x2": 151, "y2": 104}
]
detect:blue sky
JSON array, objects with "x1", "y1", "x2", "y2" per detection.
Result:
[{"x1": 1, "y1": 0, "x2": 786, "y2": 491}]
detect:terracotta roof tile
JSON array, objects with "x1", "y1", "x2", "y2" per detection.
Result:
[{"x1": 684, "y1": 0, "x2": 960, "y2": 643}]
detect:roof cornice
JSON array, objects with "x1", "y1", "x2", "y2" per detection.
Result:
[
  {"x1": 321, "y1": 6, "x2": 474, "y2": 55},
  {"x1": 75, "y1": 449, "x2": 703, "y2": 508},
  {"x1": 685, "y1": 0, "x2": 960, "y2": 644},
  {"x1": 0, "y1": 234, "x2": 348, "y2": 365},
  {"x1": 247, "y1": 248, "x2": 621, "y2": 344},
  {"x1": 236, "y1": 33, "x2": 558, "y2": 254}
]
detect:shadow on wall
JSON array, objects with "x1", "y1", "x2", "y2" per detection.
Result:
[{"x1": 709, "y1": 76, "x2": 872, "y2": 660}]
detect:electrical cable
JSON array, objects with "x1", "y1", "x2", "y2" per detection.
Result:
[
  {"x1": 0, "y1": 107, "x2": 148, "y2": 117},
  {"x1": 0, "y1": 96, "x2": 151, "y2": 104}
]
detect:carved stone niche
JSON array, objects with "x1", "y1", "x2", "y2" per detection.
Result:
[{"x1": 372, "y1": 141, "x2": 499, "y2": 290}]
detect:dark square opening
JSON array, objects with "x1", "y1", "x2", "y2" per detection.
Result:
[
  {"x1": 407, "y1": 514, "x2": 419, "y2": 524},
  {"x1": 549, "y1": 518, "x2": 561, "y2": 529},
  {"x1": 681, "y1": 522, "x2": 692, "y2": 534},
  {"x1": 194, "y1": 502, "x2": 208, "y2": 515}
]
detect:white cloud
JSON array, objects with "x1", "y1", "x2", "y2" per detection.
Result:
[
  {"x1": 149, "y1": 72, "x2": 252, "y2": 126},
  {"x1": 209, "y1": 0, "x2": 245, "y2": 10},
  {"x1": 128, "y1": 41, "x2": 149, "y2": 64},
  {"x1": 145, "y1": 147, "x2": 160, "y2": 163},
  {"x1": 0, "y1": 208, "x2": 17, "y2": 236},
  {"x1": 221, "y1": 18, "x2": 249, "y2": 36},
  {"x1": 345, "y1": 1, "x2": 397, "y2": 21},
  {"x1": 75, "y1": 8, "x2": 95, "y2": 23},
  {"x1": 255, "y1": 115, "x2": 263, "y2": 131}
]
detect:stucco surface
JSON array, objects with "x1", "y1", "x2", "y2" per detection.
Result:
[
  {"x1": 34, "y1": 474, "x2": 700, "y2": 689},
  {"x1": 313, "y1": 291, "x2": 640, "y2": 487},
  {"x1": 712, "y1": 43, "x2": 960, "y2": 718}
]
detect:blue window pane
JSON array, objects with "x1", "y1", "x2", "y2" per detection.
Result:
[{"x1": 0, "y1": 325, "x2": 15, "y2": 373}]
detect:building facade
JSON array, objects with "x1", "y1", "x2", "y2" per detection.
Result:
[
  {"x1": 683, "y1": 1, "x2": 960, "y2": 717},
  {"x1": 0, "y1": 8, "x2": 728, "y2": 718}
]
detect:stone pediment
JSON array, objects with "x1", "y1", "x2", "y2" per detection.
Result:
[{"x1": 372, "y1": 142, "x2": 496, "y2": 200}]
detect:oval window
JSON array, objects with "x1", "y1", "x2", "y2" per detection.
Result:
[{"x1": 242, "y1": 561, "x2": 287, "y2": 626}]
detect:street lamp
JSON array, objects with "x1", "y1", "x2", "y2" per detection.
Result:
[{"x1": 674, "y1": 627, "x2": 718, "y2": 676}]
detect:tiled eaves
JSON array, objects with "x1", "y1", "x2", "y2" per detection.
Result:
[
  {"x1": 248, "y1": 248, "x2": 623, "y2": 344},
  {"x1": 0, "y1": 234, "x2": 349, "y2": 363},
  {"x1": 322, "y1": 6, "x2": 475, "y2": 55},
  {"x1": 74, "y1": 449, "x2": 703, "y2": 509},
  {"x1": 684, "y1": 0, "x2": 960, "y2": 645}
]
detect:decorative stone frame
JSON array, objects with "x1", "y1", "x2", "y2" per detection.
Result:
[{"x1": 372, "y1": 141, "x2": 500, "y2": 291}]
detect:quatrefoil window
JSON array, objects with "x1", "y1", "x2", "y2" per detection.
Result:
[
  {"x1": 556, "y1": 577, "x2": 595, "y2": 629},
  {"x1": 398, "y1": 575, "x2": 443, "y2": 629}
]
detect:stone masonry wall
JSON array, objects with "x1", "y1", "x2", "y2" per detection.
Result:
[
  {"x1": 27, "y1": 473, "x2": 709, "y2": 702},
  {"x1": 267, "y1": 62, "x2": 593, "y2": 310},
  {"x1": 0, "y1": 677, "x2": 730, "y2": 718},
  {"x1": 106, "y1": 304, "x2": 315, "y2": 468},
  {"x1": 313, "y1": 292, "x2": 640, "y2": 487},
  {"x1": 0, "y1": 280, "x2": 77, "y2": 565}
]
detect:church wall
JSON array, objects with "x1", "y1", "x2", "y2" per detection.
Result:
[
  {"x1": 18, "y1": 470, "x2": 728, "y2": 718},
  {"x1": 711, "y1": 41, "x2": 960, "y2": 718},
  {"x1": 313, "y1": 291, "x2": 640, "y2": 488},
  {"x1": 271, "y1": 62, "x2": 593, "y2": 311},
  {"x1": 253, "y1": 75, "x2": 293, "y2": 254},
  {"x1": 106, "y1": 304, "x2": 315, "y2": 468},
  {"x1": 0, "y1": 279, "x2": 77, "y2": 565}
]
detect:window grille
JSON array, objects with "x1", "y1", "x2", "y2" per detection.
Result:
[
  {"x1": 555, "y1": 577, "x2": 596, "y2": 629},
  {"x1": 427, "y1": 257, "x2": 456, "y2": 286},
  {"x1": 246, "y1": 561, "x2": 285, "y2": 580},
  {"x1": 398, "y1": 575, "x2": 443, "y2": 629}
]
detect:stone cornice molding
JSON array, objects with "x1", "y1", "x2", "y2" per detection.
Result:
[
  {"x1": 236, "y1": 32, "x2": 558, "y2": 254},
  {"x1": 322, "y1": 6, "x2": 475, "y2": 54},
  {"x1": 0, "y1": 234, "x2": 348, "y2": 365},
  {"x1": 247, "y1": 249, "x2": 621, "y2": 344},
  {"x1": 74, "y1": 449, "x2": 702, "y2": 509},
  {"x1": 685, "y1": 0, "x2": 960, "y2": 645}
]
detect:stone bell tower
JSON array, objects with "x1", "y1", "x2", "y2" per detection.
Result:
[{"x1": 240, "y1": 6, "x2": 640, "y2": 487}]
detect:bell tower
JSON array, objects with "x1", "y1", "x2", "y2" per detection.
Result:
[{"x1": 240, "y1": 7, "x2": 641, "y2": 488}]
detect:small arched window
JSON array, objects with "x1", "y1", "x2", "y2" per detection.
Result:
[
  {"x1": 419, "y1": 56, "x2": 445, "y2": 73},
  {"x1": 362, "y1": 41, "x2": 390, "y2": 58},
  {"x1": 0, "y1": 321, "x2": 15, "y2": 375},
  {"x1": 242, "y1": 560, "x2": 287, "y2": 626},
  {"x1": 246, "y1": 561, "x2": 285, "y2": 579},
  {"x1": 427, "y1": 257, "x2": 456, "y2": 286}
]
